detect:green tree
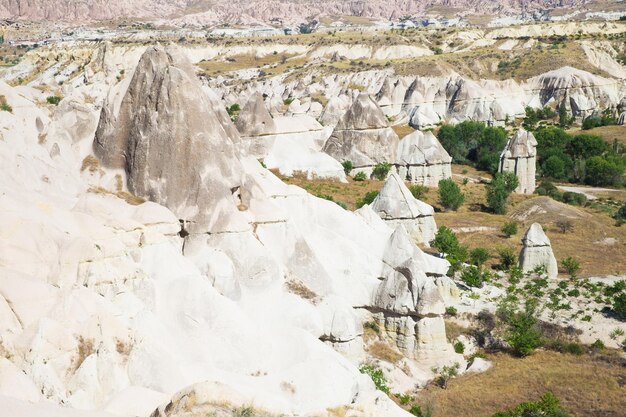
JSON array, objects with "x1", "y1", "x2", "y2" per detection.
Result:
[
  {"x1": 558, "y1": 104, "x2": 570, "y2": 128},
  {"x1": 470, "y1": 247, "x2": 490, "y2": 269},
  {"x1": 567, "y1": 134, "x2": 609, "y2": 159},
  {"x1": 500, "y1": 299, "x2": 543, "y2": 357},
  {"x1": 438, "y1": 178, "x2": 464, "y2": 211},
  {"x1": 542, "y1": 155, "x2": 567, "y2": 180},
  {"x1": 501, "y1": 221, "x2": 518, "y2": 238},
  {"x1": 486, "y1": 172, "x2": 519, "y2": 214},
  {"x1": 585, "y1": 155, "x2": 624, "y2": 186},
  {"x1": 476, "y1": 127, "x2": 508, "y2": 174}
]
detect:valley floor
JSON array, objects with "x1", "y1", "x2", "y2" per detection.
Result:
[{"x1": 412, "y1": 349, "x2": 626, "y2": 417}]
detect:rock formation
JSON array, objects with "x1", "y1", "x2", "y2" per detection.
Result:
[
  {"x1": 371, "y1": 226, "x2": 460, "y2": 361},
  {"x1": 323, "y1": 93, "x2": 399, "y2": 175},
  {"x1": 235, "y1": 93, "x2": 277, "y2": 138},
  {"x1": 370, "y1": 172, "x2": 437, "y2": 246},
  {"x1": 499, "y1": 128, "x2": 538, "y2": 194},
  {"x1": 396, "y1": 130, "x2": 452, "y2": 186},
  {"x1": 236, "y1": 93, "x2": 344, "y2": 180},
  {"x1": 94, "y1": 44, "x2": 250, "y2": 234},
  {"x1": 519, "y1": 223, "x2": 558, "y2": 279},
  {"x1": 0, "y1": 0, "x2": 590, "y2": 25},
  {"x1": 1, "y1": 43, "x2": 468, "y2": 417}
]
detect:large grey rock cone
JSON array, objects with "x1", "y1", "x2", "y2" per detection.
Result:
[
  {"x1": 235, "y1": 93, "x2": 277, "y2": 137},
  {"x1": 93, "y1": 44, "x2": 250, "y2": 234},
  {"x1": 370, "y1": 172, "x2": 437, "y2": 245},
  {"x1": 499, "y1": 128, "x2": 537, "y2": 194},
  {"x1": 396, "y1": 130, "x2": 452, "y2": 186},
  {"x1": 519, "y1": 223, "x2": 558, "y2": 278},
  {"x1": 322, "y1": 93, "x2": 399, "y2": 171}
]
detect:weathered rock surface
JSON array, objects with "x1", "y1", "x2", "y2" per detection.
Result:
[
  {"x1": 499, "y1": 128, "x2": 537, "y2": 194},
  {"x1": 94, "y1": 44, "x2": 253, "y2": 234},
  {"x1": 1, "y1": 44, "x2": 462, "y2": 417},
  {"x1": 323, "y1": 93, "x2": 399, "y2": 173},
  {"x1": 396, "y1": 130, "x2": 452, "y2": 186},
  {"x1": 519, "y1": 223, "x2": 558, "y2": 278},
  {"x1": 371, "y1": 226, "x2": 460, "y2": 361},
  {"x1": 370, "y1": 172, "x2": 437, "y2": 246}
]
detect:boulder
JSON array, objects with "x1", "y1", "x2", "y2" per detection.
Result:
[
  {"x1": 323, "y1": 93, "x2": 399, "y2": 172},
  {"x1": 370, "y1": 173, "x2": 437, "y2": 246},
  {"x1": 519, "y1": 223, "x2": 558, "y2": 279},
  {"x1": 499, "y1": 128, "x2": 537, "y2": 194},
  {"x1": 396, "y1": 130, "x2": 452, "y2": 186}
]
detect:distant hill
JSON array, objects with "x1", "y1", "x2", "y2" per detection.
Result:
[{"x1": 0, "y1": 0, "x2": 597, "y2": 25}]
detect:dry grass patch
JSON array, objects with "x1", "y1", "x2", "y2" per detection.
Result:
[
  {"x1": 391, "y1": 124, "x2": 416, "y2": 139},
  {"x1": 416, "y1": 350, "x2": 626, "y2": 417},
  {"x1": 280, "y1": 175, "x2": 385, "y2": 210},
  {"x1": 366, "y1": 340, "x2": 403, "y2": 364},
  {"x1": 567, "y1": 125, "x2": 626, "y2": 146},
  {"x1": 80, "y1": 155, "x2": 100, "y2": 173},
  {"x1": 285, "y1": 279, "x2": 318, "y2": 302},
  {"x1": 88, "y1": 186, "x2": 146, "y2": 206},
  {"x1": 72, "y1": 336, "x2": 95, "y2": 373}
]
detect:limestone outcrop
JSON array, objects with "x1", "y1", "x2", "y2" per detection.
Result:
[
  {"x1": 395, "y1": 130, "x2": 452, "y2": 186},
  {"x1": 323, "y1": 93, "x2": 399, "y2": 175},
  {"x1": 371, "y1": 226, "x2": 460, "y2": 361},
  {"x1": 499, "y1": 128, "x2": 538, "y2": 194},
  {"x1": 93, "y1": 44, "x2": 251, "y2": 234},
  {"x1": 370, "y1": 172, "x2": 437, "y2": 246},
  {"x1": 519, "y1": 223, "x2": 558, "y2": 278},
  {"x1": 2, "y1": 44, "x2": 465, "y2": 417},
  {"x1": 235, "y1": 93, "x2": 277, "y2": 138}
]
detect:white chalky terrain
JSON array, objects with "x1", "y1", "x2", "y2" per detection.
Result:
[{"x1": 0, "y1": 44, "x2": 465, "y2": 417}]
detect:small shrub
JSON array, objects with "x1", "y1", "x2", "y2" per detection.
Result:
[
  {"x1": 354, "y1": 171, "x2": 367, "y2": 181},
  {"x1": 555, "y1": 219, "x2": 573, "y2": 233},
  {"x1": 46, "y1": 95, "x2": 62, "y2": 105},
  {"x1": 409, "y1": 184, "x2": 428, "y2": 200},
  {"x1": 396, "y1": 393, "x2": 412, "y2": 405},
  {"x1": 498, "y1": 247, "x2": 517, "y2": 271},
  {"x1": 432, "y1": 362, "x2": 460, "y2": 389},
  {"x1": 372, "y1": 162, "x2": 391, "y2": 180},
  {"x1": 445, "y1": 306, "x2": 458, "y2": 316},
  {"x1": 461, "y1": 266, "x2": 484, "y2": 288},
  {"x1": 364, "y1": 321, "x2": 380, "y2": 334},
  {"x1": 562, "y1": 191, "x2": 587, "y2": 206},
  {"x1": 609, "y1": 328, "x2": 624, "y2": 340},
  {"x1": 590, "y1": 339, "x2": 605, "y2": 350},
  {"x1": 501, "y1": 222, "x2": 518, "y2": 238},
  {"x1": 359, "y1": 364, "x2": 390, "y2": 394},
  {"x1": 561, "y1": 257, "x2": 580, "y2": 278},
  {"x1": 356, "y1": 191, "x2": 379, "y2": 208},
  {"x1": 0, "y1": 102, "x2": 11, "y2": 112},
  {"x1": 410, "y1": 404, "x2": 433, "y2": 417},
  {"x1": 438, "y1": 178, "x2": 464, "y2": 211},
  {"x1": 341, "y1": 160, "x2": 353, "y2": 175},
  {"x1": 453, "y1": 340, "x2": 465, "y2": 354},
  {"x1": 470, "y1": 247, "x2": 490, "y2": 269},
  {"x1": 492, "y1": 392, "x2": 570, "y2": 417}
]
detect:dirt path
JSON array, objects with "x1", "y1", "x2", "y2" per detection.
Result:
[{"x1": 557, "y1": 185, "x2": 621, "y2": 200}]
